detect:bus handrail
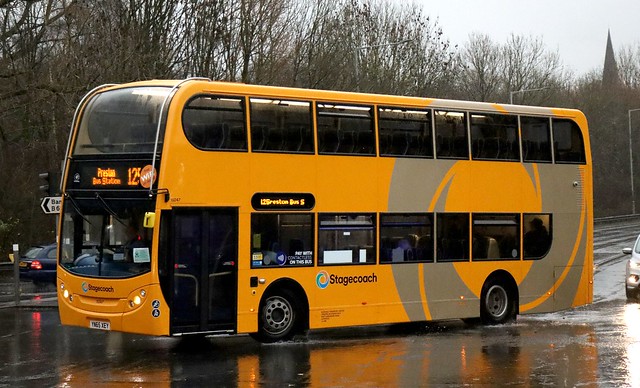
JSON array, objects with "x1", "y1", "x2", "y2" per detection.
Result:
[
  {"x1": 174, "y1": 273, "x2": 199, "y2": 307},
  {"x1": 149, "y1": 77, "x2": 210, "y2": 198},
  {"x1": 61, "y1": 84, "x2": 117, "y2": 192}
]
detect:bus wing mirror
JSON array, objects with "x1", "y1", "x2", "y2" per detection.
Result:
[{"x1": 144, "y1": 212, "x2": 156, "y2": 228}]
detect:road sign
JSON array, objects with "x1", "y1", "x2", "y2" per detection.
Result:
[{"x1": 41, "y1": 196, "x2": 62, "y2": 214}]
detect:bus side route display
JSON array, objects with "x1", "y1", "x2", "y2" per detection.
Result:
[{"x1": 251, "y1": 193, "x2": 315, "y2": 211}]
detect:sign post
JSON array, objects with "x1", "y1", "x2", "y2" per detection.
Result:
[
  {"x1": 12, "y1": 243, "x2": 19, "y2": 306},
  {"x1": 40, "y1": 196, "x2": 61, "y2": 214}
]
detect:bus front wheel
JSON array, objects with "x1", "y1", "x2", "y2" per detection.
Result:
[
  {"x1": 480, "y1": 280, "x2": 516, "y2": 325},
  {"x1": 253, "y1": 290, "x2": 299, "y2": 343}
]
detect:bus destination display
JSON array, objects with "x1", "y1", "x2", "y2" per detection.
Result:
[
  {"x1": 251, "y1": 193, "x2": 315, "y2": 211},
  {"x1": 69, "y1": 162, "x2": 156, "y2": 190}
]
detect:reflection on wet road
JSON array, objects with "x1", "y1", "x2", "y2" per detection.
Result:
[{"x1": 1, "y1": 219, "x2": 639, "y2": 386}]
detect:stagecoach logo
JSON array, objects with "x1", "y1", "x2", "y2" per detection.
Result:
[
  {"x1": 315, "y1": 271, "x2": 378, "y2": 289},
  {"x1": 316, "y1": 271, "x2": 330, "y2": 289},
  {"x1": 81, "y1": 281, "x2": 114, "y2": 293}
]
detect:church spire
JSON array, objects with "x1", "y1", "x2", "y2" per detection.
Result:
[{"x1": 603, "y1": 29, "x2": 620, "y2": 86}]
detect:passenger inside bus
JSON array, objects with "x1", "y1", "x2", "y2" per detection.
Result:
[{"x1": 524, "y1": 217, "x2": 550, "y2": 258}]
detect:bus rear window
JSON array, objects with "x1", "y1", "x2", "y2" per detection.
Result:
[{"x1": 73, "y1": 87, "x2": 171, "y2": 155}]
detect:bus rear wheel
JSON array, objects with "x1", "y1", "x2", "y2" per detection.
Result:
[
  {"x1": 480, "y1": 280, "x2": 516, "y2": 325},
  {"x1": 253, "y1": 290, "x2": 299, "y2": 343}
]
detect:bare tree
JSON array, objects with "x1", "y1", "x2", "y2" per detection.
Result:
[
  {"x1": 280, "y1": 0, "x2": 456, "y2": 96},
  {"x1": 64, "y1": 0, "x2": 181, "y2": 83},
  {"x1": 0, "y1": 0, "x2": 74, "y2": 250},
  {"x1": 618, "y1": 44, "x2": 640, "y2": 89},
  {"x1": 500, "y1": 34, "x2": 563, "y2": 105},
  {"x1": 354, "y1": 0, "x2": 456, "y2": 96},
  {"x1": 283, "y1": 0, "x2": 355, "y2": 90},
  {"x1": 457, "y1": 33, "x2": 501, "y2": 102},
  {"x1": 178, "y1": 1, "x2": 233, "y2": 79}
]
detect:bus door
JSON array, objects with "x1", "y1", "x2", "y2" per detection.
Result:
[{"x1": 170, "y1": 208, "x2": 238, "y2": 334}]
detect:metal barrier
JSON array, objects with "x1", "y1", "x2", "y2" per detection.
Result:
[{"x1": 594, "y1": 214, "x2": 640, "y2": 225}]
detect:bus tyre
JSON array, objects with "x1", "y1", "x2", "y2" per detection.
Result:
[
  {"x1": 480, "y1": 280, "x2": 516, "y2": 325},
  {"x1": 254, "y1": 290, "x2": 299, "y2": 343}
]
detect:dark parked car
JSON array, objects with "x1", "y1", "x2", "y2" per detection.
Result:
[{"x1": 19, "y1": 243, "x2": 57, "y2": 285}]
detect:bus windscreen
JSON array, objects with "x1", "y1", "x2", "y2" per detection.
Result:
[{"x1": 73, "y1": 87, "x2": 171, "y2": 155}]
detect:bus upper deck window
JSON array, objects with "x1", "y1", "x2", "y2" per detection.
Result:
[
  {"x1": 553, "y1": 119, "x2": 586, "y2": 164},
  {"x1": 74, "y1": 87, "x2": 171, "y2": 155},
  {"x1": 249, "y1": 98, "x2": 314, "y2": 154},
  {"x1": 379, "y1": 107, "x2": 433, "y2": 158},
  {"x1": 182, "y1": 95, "x2": 247, "y2": 151},
  {"x1": 521, "y1": 116, "x2": 552, "y2": 163},
  {"x1": 470, "y1": 112, "x2": 519, "y2": 161},
  {"x1": 317, "y1": 104, "x2": 375, "y2": 156},
  {"x1": 435, "y1": 110, "x2": 468, "y2": 159}
]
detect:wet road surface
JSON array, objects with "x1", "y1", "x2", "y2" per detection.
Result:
[{"x1": 1, "y1": 218, "x2": 639, "y2": 386}]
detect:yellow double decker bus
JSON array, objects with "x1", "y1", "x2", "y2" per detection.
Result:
[{"x1": 57, "y1": 78, "x2": 592, "y2": 342}]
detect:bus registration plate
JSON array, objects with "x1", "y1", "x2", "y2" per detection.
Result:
[{"x1": 89, "y1": 320, "x2": 110, "y2": 331}]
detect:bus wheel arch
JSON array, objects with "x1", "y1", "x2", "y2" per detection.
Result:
[
  {"x1": 252, "y1": 279, "x2": 309, "y2": 343},
  {"x1": 480, "y1": 270, "x2": 519, "y2": 325}
]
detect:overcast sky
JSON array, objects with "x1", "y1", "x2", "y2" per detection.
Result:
[{"x1": 414, "y1": 0, "x2": 640, "y2": 76}]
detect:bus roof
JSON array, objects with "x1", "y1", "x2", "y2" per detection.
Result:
[{"x1": 103, "y1": 79, "x2": 584, "y2": 120}]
